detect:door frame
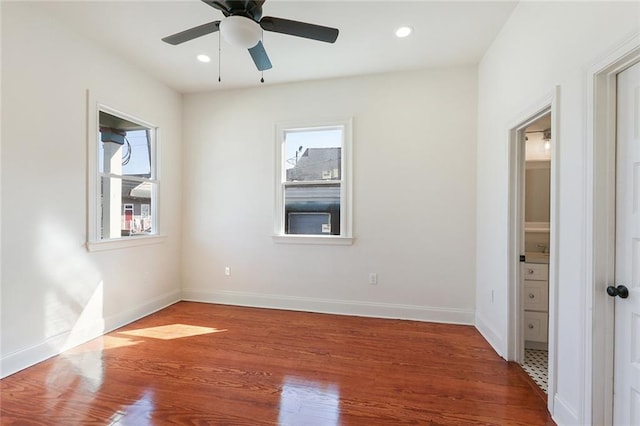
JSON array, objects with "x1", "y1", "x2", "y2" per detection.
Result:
[
  {"x1": 586, "y1": 35, "x2": 640, "y2": 426},
  {"x1": 507, "y1": 87, "x2": 560, "y2": 412}
]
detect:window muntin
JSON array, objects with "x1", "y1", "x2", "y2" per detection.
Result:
[
  {"x1": 276, "y1": 120, "x2": 352, "y2": 241},
  {"x1": 97, "y1": 110, "x2": 157, "y2": 240}
]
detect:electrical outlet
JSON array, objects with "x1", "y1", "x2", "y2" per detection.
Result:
[
  {"x1": 225, "y1": 266, "x2": 231, "y2": 276},
  {"x1": 369, "y1": 273, "x2": 378, "y2": 285}
]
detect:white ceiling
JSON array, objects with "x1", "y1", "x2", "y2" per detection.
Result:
[{"x1": 36, "y1": 1, "x2": 518, "y2": 94}]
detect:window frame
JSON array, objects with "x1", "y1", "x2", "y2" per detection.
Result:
[
  {"x1": 87, "y1": 98, "x2": 165, "y2": 252},
  {"x1": 273, "y1": 118, "x2": 353, "y2": 245}
]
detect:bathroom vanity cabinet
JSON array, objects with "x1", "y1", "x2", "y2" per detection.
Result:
[{"x1": 523, "y1": 262, "x2": 549, "y2": 347}]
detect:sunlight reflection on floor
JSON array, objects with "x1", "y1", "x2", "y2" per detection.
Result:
[
  {"x1": 118, "y1": 324, "x2": 227, "y2": 340},
  {"x1": 278, "y1": 377, "x2": 340, "y2": 426},
  {"x1": 65, "y1": 335, "x2": 142, "y2": 355},
  {"x1": 108, "y1": 389, "x2": 154, "y2": 426}
]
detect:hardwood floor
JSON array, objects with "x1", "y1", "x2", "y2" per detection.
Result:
[{"x1": 1, "y1": 302, "x2": 555, "y2": 425}]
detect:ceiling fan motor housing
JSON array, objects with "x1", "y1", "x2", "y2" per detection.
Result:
[{"x1": 206, "y1": 1, "x2": 264, "y2": 21}]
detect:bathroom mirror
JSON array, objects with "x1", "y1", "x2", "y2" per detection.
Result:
[{"x1": 525, "y1": 160, "x2": 550, "y2": 231}]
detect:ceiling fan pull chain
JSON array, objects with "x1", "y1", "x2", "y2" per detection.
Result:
[
  {"x1": 218, "y1": 34, "x2": 222, "y2": 83},
  {"x1": 260, "y1": 32, "x2": 265, "y2": 83}
]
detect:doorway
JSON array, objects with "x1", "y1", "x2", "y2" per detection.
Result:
[
  {"x1": 507, "y1": 89, "x2": 559, "y2": 410},
  {"x1": 521, "y1": 115, "x2": 552, "y2": 393}
]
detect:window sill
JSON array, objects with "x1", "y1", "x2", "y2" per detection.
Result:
[
  {"x1": 86, "y1": 235, "x2": 167, "y2": 252},
  {"x1": 272, "y1": 235, "x2": 353, "y2": 246}
]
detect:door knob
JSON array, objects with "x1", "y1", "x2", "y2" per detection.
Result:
[{"x1": 606, "y1": 285, "x2": 629, "y2": 299}]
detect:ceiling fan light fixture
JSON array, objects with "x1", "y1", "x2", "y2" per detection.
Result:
[
  {"x1": 220, "y1": 16, "x2": 262, "y2": 49},
  {"x1": 395, "y1": 26, "x2": 413, "y2": 38}
]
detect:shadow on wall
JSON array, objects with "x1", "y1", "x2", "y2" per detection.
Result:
[{"x1": 37, "y1": 216, "x2": 104, "y2": 352}]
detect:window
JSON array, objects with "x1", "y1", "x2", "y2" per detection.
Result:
[
  {"x1": 87, "y1": 103, "x2": 162, "y2": 251},
  {"x1": 274, "y1": 119, "x2": 352, "y2": 244}
]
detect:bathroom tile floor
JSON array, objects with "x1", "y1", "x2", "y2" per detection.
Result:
[{"x1": 523, "y1": 348, "x2": 548, "y2": 393}]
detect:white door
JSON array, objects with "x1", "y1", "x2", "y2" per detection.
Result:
[{"x1": 613, "y1": 60, "x2": 640, "y2": 425}]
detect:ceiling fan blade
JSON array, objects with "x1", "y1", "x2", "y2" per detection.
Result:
[
  {"x1": 248, "y1": 40, "x2": 272, "y2": 71},
  {"x1": 162, "y1": 21, "x2": 220, "y2": 45},
  {"x1": 260, "y1": 16, "x2": 339, "y2": 43}
]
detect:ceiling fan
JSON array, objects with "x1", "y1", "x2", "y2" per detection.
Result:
[{"x1": 162, "y1": 0, "x2": 340, "y2": 71}]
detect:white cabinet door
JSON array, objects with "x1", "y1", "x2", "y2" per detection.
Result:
[
  {"x1": 524, "y1": 280, "x2": 549, "y2": 312},
  {"x1": 613, "y1": 60, "x2": 640, "y2": 426},
  {"x1": 524, "y1": 311, "x2": 548, "y2": 342},
  {"x1": 523, "y1": 263, "x2": 548, "y2": 281}
]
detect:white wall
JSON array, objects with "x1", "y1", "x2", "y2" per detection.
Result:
[
  {"x1": 475, "y1": 2, "x2": 639, "y2": 424},
  {"x1": 182, "y1": 67, "x2": 477, "y2": 323},
  {"x1": 1, "y1": 2, "x2": 183, "y2": 377}
]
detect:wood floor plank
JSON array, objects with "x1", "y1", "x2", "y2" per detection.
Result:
[{"x1": 1, "y1": 302, "x2": 555, "y2": 425}]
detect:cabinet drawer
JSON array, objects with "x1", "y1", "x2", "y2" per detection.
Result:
[
  {"x1": 523, "y1": 263, "x2": 548, "y2": 281},
  {"x1": 524, "y1": 280, "x2": 549, "y2": 311},
  {"x1": 524, "y1": 311, "x2": 548, "y2": 343}
]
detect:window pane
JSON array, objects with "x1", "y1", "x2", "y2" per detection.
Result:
[
  {"x1": 122, "y1": 130, "x2": 151, "y2": 177},
  {"x1": 100, "y1": 177, "x2": 155, "y2": 239},
  {"x1": 284, "y1": 183, "x2": 340, "y2": 235},
  {"x1": 98, "y1": 112, "x2": 152, "y2": 178},
  {"x1": 285, "y1": 128, "x2": 342, "y2": 182}
]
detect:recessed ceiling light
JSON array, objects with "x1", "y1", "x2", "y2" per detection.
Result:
[
  {"x1": 395, "y1": 26, "x2": 413, "y2": 38},
  {"x1": 197, "y1": 54, "x2": 211, "y2": 63}
]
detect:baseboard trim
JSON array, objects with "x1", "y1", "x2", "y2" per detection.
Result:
[
  {"x1": 103, "y1": 290, "x2": 181, "y2": 333},
  {"x1": 525, "y1": 340, "x2": 549, "y2": 351},
  {"x1": 475, "y1": 312, "x2": 506, "y2": 359},
  {"x1": 181, "y1": 289, "x2": 475, "y2": 325},
  {"x1": 552, "y1": 393, "x2": 580, "y2": 426},
  {"x1": 0, "y1": 289, "x2": 181, "y2": 379}
]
